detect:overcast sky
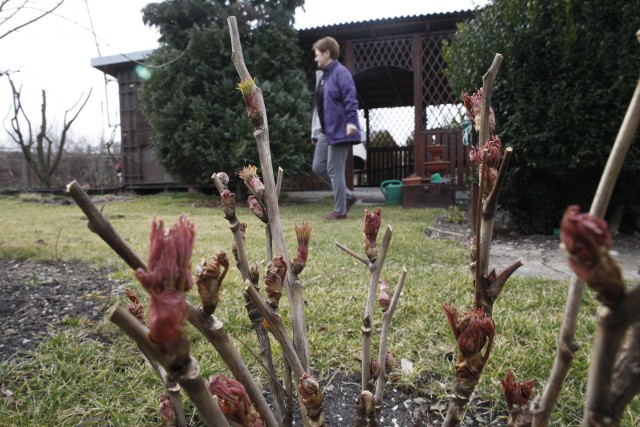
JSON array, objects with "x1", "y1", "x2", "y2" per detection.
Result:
[{"x1": 0, "y1": 0, "x2": 488, "y2": 148}]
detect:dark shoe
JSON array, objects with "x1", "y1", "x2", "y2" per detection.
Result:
[
  {"x1": 324, "y1": 211, "x2": 347, "y2": 220},
  {"x1": 346, "y1": 196, "x2": 359, "y2": 212}
]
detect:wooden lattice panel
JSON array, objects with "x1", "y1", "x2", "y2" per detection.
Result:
[
  {"x1": 353, "y1": 38, "x2": 413, "y2": 74},
  {"x1": 421, "y1": 34, "x2": 459, "y2": 129}
]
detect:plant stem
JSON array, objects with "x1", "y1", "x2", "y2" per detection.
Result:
[
  {"x1": 244, "y1": 281, "x2": 323, "y2": 427},
  {"x1": 473, "y1": 53, "x2": 503, "y2": 282},
  {"x1": 135, "y1": 335, "x2": 188, "y2": 426},
  {"x1": 582, "y1": 286, "x2": 640, "y2": 426},
  {"x1": 336, "y1": 242, "x2": 372, "y2": 266},
  {"x1": 283, "y1": 357, "x2": 294, "y2": 427},
  {"x1": 532, "y1": 55, "x2": 640, "y2": 427},
  {"x1": 374, "y1": 267, "x2": 407, "y2": 403},
  {"x1": 360, "y1": 226, "x2": 393, "y2": 391},
  {"x1": 186, "y1": 305, "x2": 279, "y2": 427},
  {"x1": 446, "y1": 54, "x2": 504, "y2": 427},
  {"x1": 478, "y1": 54, "x2": 503, "y2": 148},
  {"x1": 213, "y1": 175, "x2": 285, "y2": 425},
  {"x1": 443, "y1": 335, "x2": 494, "y2": 427},
  {"x1": 610, "y1": 320, "x2": 640, "y2": 423},
  {"x1": 227, "y1": 16, "x2": 309, "y2": 373},
  {"x1": 109, "y1": 305, "x2": 230, "y2": 427},
  {"x1": 244, "y1": 281, "x2": 305, "y2": 378},
  {"x1": 68, "y1": 182, "x2": 277, "y2": 427},
  {"x1": 475, "y1": 148, "x2": 517, "y2": 316},
  {"x1": 66, "y1": 180, "x2": 145, "y2": 270}
]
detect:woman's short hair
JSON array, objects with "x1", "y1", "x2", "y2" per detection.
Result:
[{"x1": 312, "y1": 37, "x2": 340, "y2": 60}]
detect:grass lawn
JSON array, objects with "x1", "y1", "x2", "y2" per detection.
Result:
[{"x1": 0, "y1": 191, "x2": 635, "y2": 426}]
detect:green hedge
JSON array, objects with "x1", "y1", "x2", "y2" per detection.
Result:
[{"x1": 443, "y1": 0, "x2": 640, "y2": 234}]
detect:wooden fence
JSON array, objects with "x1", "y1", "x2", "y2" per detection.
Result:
[
  {"x1": 358, "y1": 130, "x2": 471, "y2": 190},
  {"x1": 359, "y1": 146, "x2": 414, "y2": 186}
]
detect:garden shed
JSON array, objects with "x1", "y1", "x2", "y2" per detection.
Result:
[{"x1": 91, "y1": 10, "x2": 474, "y2": 193}]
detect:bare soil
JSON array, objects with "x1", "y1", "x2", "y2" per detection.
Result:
[{"x1": 0, "y1": 258, "x2": 121, "y2": 362}]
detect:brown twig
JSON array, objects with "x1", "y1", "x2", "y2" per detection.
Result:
[
  {"x1": 478, "y1": 54, "x2": 503, "y2": 147},
  {"x1": 108, "y1": 305, "x2": 230, "y2": 427},
  {"x1": 473, "y1": 152, "x2": 485, "y2": 251},
  {"x1": 610, "y1": 319, "x2": 640, "y2": 423},
  {"x1": 244, "y1": 281, "x2": 305, "y2": 378},
  {"x1": 374, "y1": 267, "x2": 407, "y2": 403},
  {"x1": 186, "y1": 305, "x2": 279, "y2": 427},
  {"x1": 532, "y1": 49, "x2": 640, "y2": 426},
  {"x1": 583, "y1": 285, "x2": 640, "y2": 425},
  {"x1": 484, "y1": 147, "x2": 512, "y2": 221},
  {"x1": 276, "y1": 167, "x2": 284, "y2": 199},
  {"x1": 283, "y1": 357, "x2": 294, "y2": 427},
  {"x1": 123, "y1": 310, "x2": 188, "y2": 427},
  {"x1": 214, "y1": 175, "x2": 285, "y2": 425},
  {"x1": 244, "y1": 281, "x2": 325, "y2": 426},
  {"x1": 66, "y1": 180, "x2": 145, "y2": 270},
  {"x1": 336, "y1": 241, "x2": 372, "y2": 267},
  {"x1": 445, "y1": 54, "x2": 509, "y2": 427},
  {"x1": 227, "y1": 15, "x2": 309, "y2": 374},
  {"x1": 359, "y1": 225, "x2": 393, "y2": 391},
  {"x1": 427, "y1": 226, "x2": 465, "y2": 237},
  {"x1": 473, "y1": 52, "x2": 503, "y2": 277}
]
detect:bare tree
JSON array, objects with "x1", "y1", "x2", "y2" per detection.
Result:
[
  {"x1": 0, "y1": 0, "x2": 65, "y2": 43},
  {"x1": 4, "y1": 73, "x2": 91, "y2": 188}
]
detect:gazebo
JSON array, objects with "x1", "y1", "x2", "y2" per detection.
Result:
[{"x1": 298, "y1": 10, "x2": 474, "y2": 195}]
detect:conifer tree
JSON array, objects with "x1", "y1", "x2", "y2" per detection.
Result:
[{"x1": 140, "y1": 0, "x2": 310, "y2": 187}]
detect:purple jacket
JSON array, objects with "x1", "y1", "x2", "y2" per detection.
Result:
[{"x1": 319, "y1": 60, "x2": 361, "y2": 145}]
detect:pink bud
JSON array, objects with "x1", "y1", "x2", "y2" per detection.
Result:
[
  {"x1": 298, "y1": 373, "x2": 323, "y2": 411},
  {"x1": 147, "y1": 289, "x2": 188, "y2": 352},
  {"x1": 363, "y1": 208, "x2": 382, "y2": 262},
  {"x1": 208, "y1": 374, "x2": 264, "y2": 427},
  {"x1": 124, "y1": 288, "x2": 145, "y2": 324},
  {"x1": 135, "y1": 215, "x2": 195, "y2": 355},
  {"x1": 239, "y1": 165, "x2": 265, "y2": 197},
  {"x1": 501, "y1": 371, "x2": 535, "y2": 409},
  {"x1": 264, "y1": 256, "x2": 287, "y2": 309},
  {"x1": 292, "y1": 222, "x2": 312, "y2": 275},
  {"x1": 443, "y1": 303, "x2": 495, "y2": 357},
  {"x1": 560, "y1": 205, "x2": 624, "y2": 306},
  {"x1": 159, "y1": 393, "x2": 175, "y2": 426},
  {"x1": 377, "y1": 278, "x2": 391, "y2": 312},
  {"x1": 248, "y1": 195, "x2": 268, "y2": 223},
  {"x1": 560, "y1": 205, "x2": 611, "y2": 274},
  {"x1": 220, "y1": 190, "x2": 237, "y2": 222},
  {"x1": 136, "y1": 215, "x2": 195, "y2": 294},
  {"x1": 195, "y1": 251, "x2": 230, "y2": 316}
]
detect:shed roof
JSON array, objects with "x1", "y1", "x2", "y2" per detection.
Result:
[{"x1": 91, "y1": 50, "x2": 154, "y2": 78}]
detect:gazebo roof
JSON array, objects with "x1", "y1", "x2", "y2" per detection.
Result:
[{"x1": 297, "y1": 10, "x2": 474, "y2": 39}]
